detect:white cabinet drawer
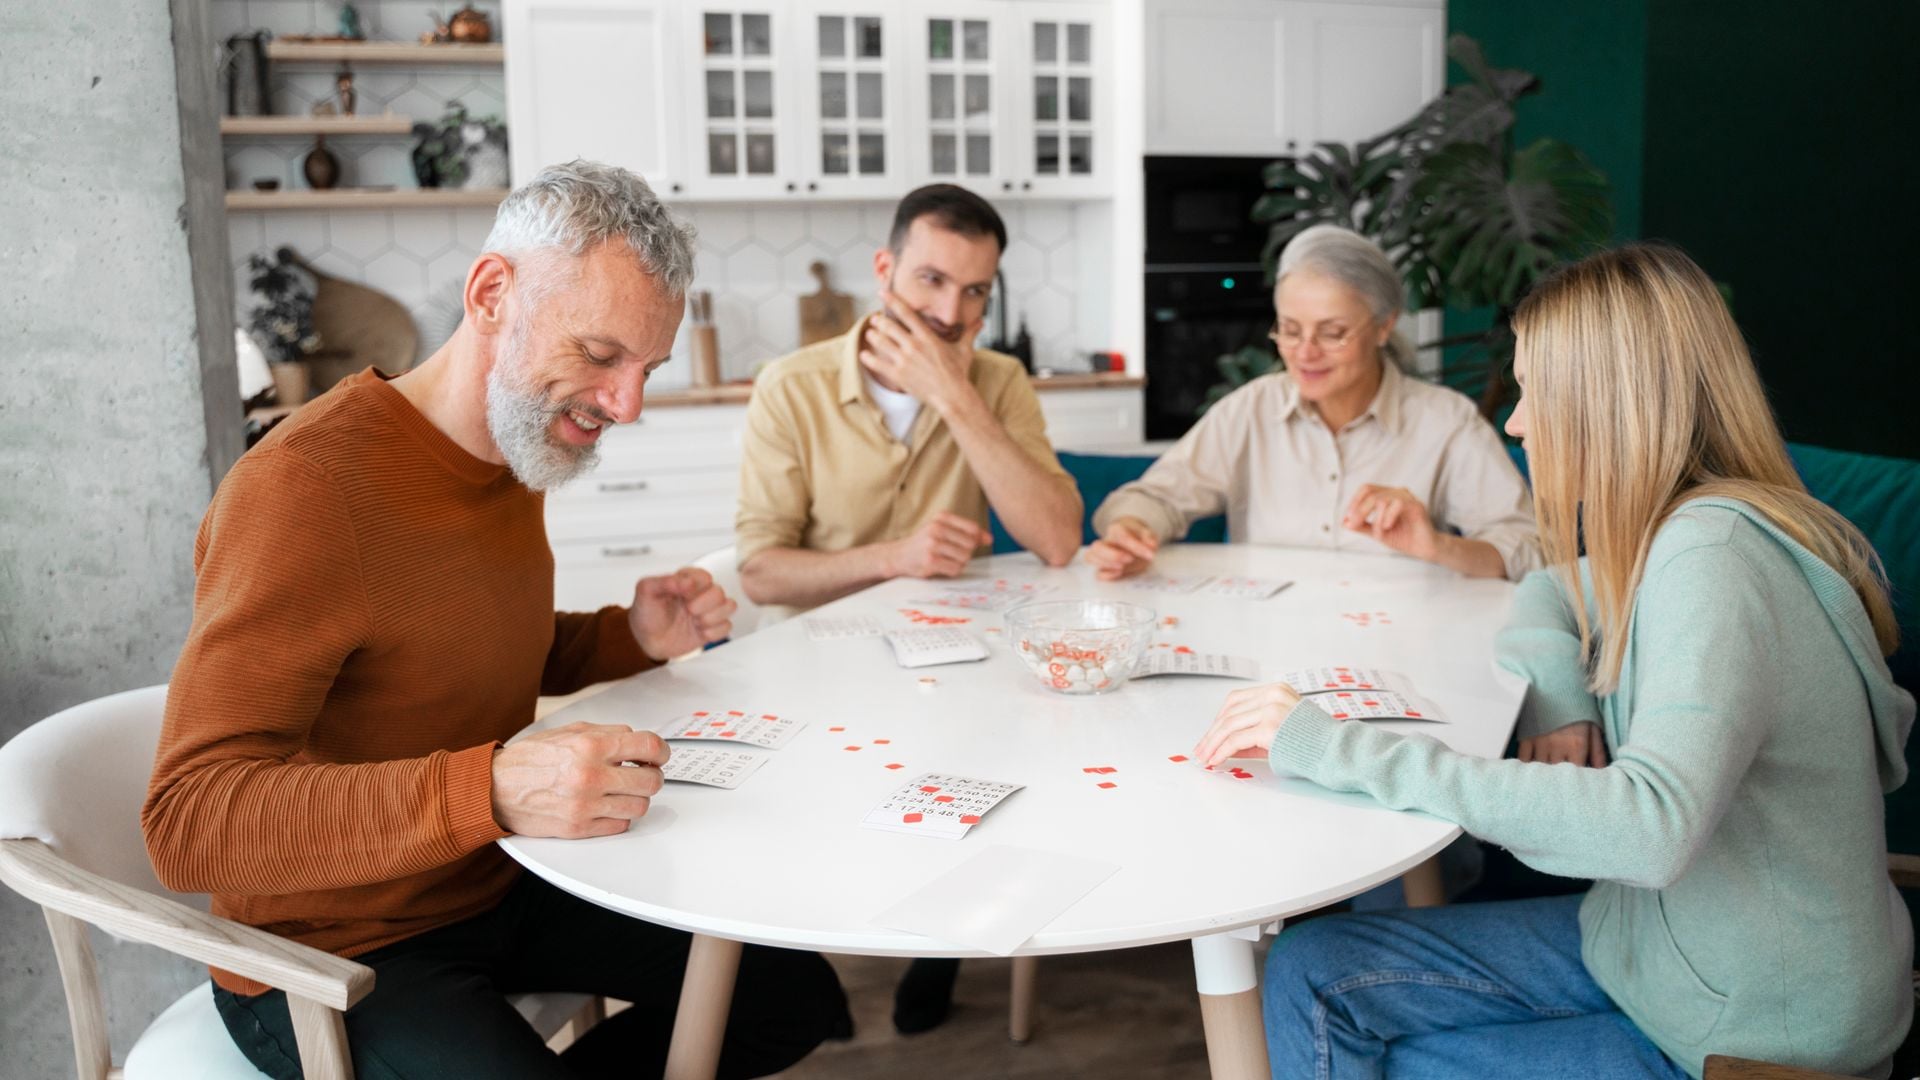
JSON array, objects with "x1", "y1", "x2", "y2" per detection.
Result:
[
  {"x1": 546, "y1": 466, "x2": 737, "y2": 510},
  {"x1": 1040, "y1": 386, "x2": 1144, "y2": 450},
  {"x1": 551, "y1": 529, "x2": 736, "y2": 612},
  {"x1": 595, "y1": 406, "x2": 749, "y2": 472},
  {"x1": 547, "y1": 495, "x2": 739, "y2": 543}
]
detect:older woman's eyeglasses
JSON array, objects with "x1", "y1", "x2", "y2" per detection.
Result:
[{"x1": 1270, "y1": 323, "x2": 1361, "y2": 352}]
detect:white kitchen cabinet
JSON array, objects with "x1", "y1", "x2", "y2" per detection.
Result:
[
  {"x1": 504, "y1": 0, "x2": 684, "y2": 189},
  {"x1": 792, "y1": 5, "x2": 911, "y2": 198},
  {"x1": 681, "y1": 5, "x2": 801, "y2": 198},
  {"x1": 1144, "y1": 0, "x2": 1442, "y2": 158},
  {"x1": 1002, "y1": 3, "x2": 1109, "y2": 198},
  {"x1": 907, "y1": 3, "x2": 1009, "y2": 191}
]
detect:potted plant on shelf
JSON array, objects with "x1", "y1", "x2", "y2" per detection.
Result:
[
  {"x1": 1205, "y1": 34, "x2": 1614, "y2": 420},
  {"x1": 410, "y1": 102, "x2": 508, "y2": 189},
  {"x1": 244, "y1": 248, "x2": 323, "y2": 406}
]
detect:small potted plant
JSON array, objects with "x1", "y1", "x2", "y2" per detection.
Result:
[
  {"x1": 244, "y1": 248, "x2": 323, "y2": 405},
  {"x1": 411, "y1": 102, "x2": 508, "y2": 189}
]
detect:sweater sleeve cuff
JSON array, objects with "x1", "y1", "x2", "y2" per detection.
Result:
[
  {"x1": 1270, "y1": 699, "x2": 1340, "y2": 779},
  {"x1": 444, "y1": 741, "x2": 509, "y2": 853}
]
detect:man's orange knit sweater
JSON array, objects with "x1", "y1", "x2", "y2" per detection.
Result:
[{"x1": 142, "y1": 369, "x2": 657, "y2": 995}]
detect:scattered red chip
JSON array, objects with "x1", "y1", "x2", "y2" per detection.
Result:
[
  {"x1": 959, "y1": 814, "x2": 981, "y2": 825},
  {"x1": 1174, "y1": 646, "x2": 1194, "y2": 654},
  {"x1": 1332, "y1": 713, "x2": 1349, "y2": 719},
  {"x1": 873, "y1": 738, "x2": 891, "y2": 745},
  {"x1": 902, "y1": 812, "x2": 923, "y2": 823},
  {"x1": 761, "y1": 714, "x2": 777, "y2": 720},
  {"x1": 728, "y1": 711, "x2": 744, "y2": 716},
  {"x1": 1097, "y1": 781, "x2": 1117, "y2": 789},
  {"x1": 885, "y1": 762, "x2": 904, "y2": 770},
  {"x1": 1406, "y1": 710, "x2": 1422, "y2": 717},
  {"x1": 844, "y1": 745, "x2": 862, "y2": 751},
  {"x1": 829, "y1": 726, "x2": 845, "y2": 732},
  {"x1": 1081, "y1": 766, "x2": 1117, "y2": 774},
  {"x1": 1168, "y1": 754, "x2": 1189, "y2": 763},
  {"x1": 693, "y1": 711, "x2": 710, "y2": 717}
]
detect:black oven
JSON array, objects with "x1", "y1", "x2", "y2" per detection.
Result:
[{"x1": 1144, "y1": 155, "x2": 1279, "y2": 440}]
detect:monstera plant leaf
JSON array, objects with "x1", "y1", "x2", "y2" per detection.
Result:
[
  {"x1": 1253, "y1": 134, "x2": 1405, "y2": 273},
  {"x1": 1406, "y1": 138, "x2": 1613, "y2": 311}
]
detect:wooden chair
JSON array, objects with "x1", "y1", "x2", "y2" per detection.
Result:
[{"x1": 0, "y1": 685, "x2": 603, "y2": 1080}]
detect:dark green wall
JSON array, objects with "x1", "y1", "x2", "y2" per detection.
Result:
[
  {"x1": 1640, "y1": 1, "x2": 1920, "y2": 460},
  {"x1": 1447, "y1": 0, "x2": 1648, "y2": 241},
  {"x1": 1446, "y1": 0, "x2": 1919, "y2": 460}
]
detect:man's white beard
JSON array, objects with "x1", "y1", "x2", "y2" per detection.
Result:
[{"x1": 484, "y1": 325, "x2": 600, "y2": 492}]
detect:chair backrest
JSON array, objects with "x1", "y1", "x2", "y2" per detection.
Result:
[
  {"x1": 990, "y1": 450, "x2": 1229, "y2": 554},
  {"x1": 0, "y1": 685, "x2": 202, "y2": 910},
  {"x1": 693, "y1": 545, "x2": 767, "y2": 639}
]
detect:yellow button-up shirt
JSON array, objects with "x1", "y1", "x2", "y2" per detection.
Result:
[
  {"x1": 735, "y1": 314, "x2": 1072, "y2": 567},
  {"x1": 1092, "y1": 363, "x2": 1544, "y2": 580}
]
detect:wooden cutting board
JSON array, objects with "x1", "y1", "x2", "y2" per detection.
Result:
[
  {"x1": 798, "y1": 260, "x2": 855, "y2": 346},
  {"x1": 285, "y1": 249, "x2": 421, "y2": 389}
]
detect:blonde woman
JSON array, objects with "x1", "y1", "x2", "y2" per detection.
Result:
[
  {"x1": 1195, "y1": 244, "x2": 1914, "y2": 1077},
  {"x1": 1085, "y1": 224, "x2": 1541, "y2": 582}
]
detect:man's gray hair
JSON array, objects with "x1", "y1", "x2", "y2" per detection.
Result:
[
  {"x1": 1277, "y1": 224, "x2": 1415, "y2": 370},
  {"x1": 483, "y1": 159, "x2": 697, "y2": 298}
]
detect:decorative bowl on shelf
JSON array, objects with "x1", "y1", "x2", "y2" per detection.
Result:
[
  {"x1": 251, "y1": 178, "x2": 281, "y2": 191},
  {"x1": 1006, "y1": 599, "x2": 1156, "y2": 695}
]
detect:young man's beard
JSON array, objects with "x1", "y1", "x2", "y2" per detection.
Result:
[{"x1": 484, "y1": 316, "x2": 605, "y2": 492}]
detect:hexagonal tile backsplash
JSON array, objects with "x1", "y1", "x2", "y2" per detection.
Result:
[{"x1": 220, "y1": 0, "x2": 1096, "y2": 388}]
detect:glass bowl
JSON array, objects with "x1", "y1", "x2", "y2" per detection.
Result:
[{"x1": 1005, "y1": 599, "x2": 1156, "y2": 694}]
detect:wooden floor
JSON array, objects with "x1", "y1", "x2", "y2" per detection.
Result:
[{"x1": 774, "y1": 944, "x2": 1214, "y2": 1079}]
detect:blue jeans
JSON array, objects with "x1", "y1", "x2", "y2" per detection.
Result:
[{"x1": 1263, "y1": 894, "x2": 1691, "y2": 1079}]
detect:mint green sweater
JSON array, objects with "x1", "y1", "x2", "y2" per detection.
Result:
[{"x1": 1271, "y1": 498, "x2": 1916, "y2": 1077}]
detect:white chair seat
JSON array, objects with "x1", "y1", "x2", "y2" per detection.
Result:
[{"x1": 124, "y1": 981, "x2": 596, "y2": 1079}]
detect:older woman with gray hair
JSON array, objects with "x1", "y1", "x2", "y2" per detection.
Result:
[{"x1": 1086, "y1": 224, "x2": 1541, "y2": 581}]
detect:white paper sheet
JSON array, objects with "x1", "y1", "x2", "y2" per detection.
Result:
[{"x1": 871, "y1": 844, "x2": 1121, "y2": 955}]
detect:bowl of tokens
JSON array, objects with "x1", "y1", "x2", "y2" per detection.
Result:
[{"x1": 1005, "y1": 599, "x2": 1156, "y2": 694}]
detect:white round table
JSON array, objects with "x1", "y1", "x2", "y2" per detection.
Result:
[{"x1": 503, "y1": 544, "x2": 1523, "y2": 1079}]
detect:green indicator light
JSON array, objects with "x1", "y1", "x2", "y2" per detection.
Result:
[{"x1": 1221, "y1": 277, "x2": 1236, "y2": 289}]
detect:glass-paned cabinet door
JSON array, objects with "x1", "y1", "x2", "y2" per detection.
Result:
[
  {"x1": 1023, "y1": 8, "x2": 1102, "y2": 195},
  {"x1": 801, "y1": 8, "x2": 902, "y2": 196},
  {"x1": 690, "y1": 7, "x2": 791, "y2": 196},
  {"x1": 919, "y1": 8, "x2": 1000, "y2": 187}
]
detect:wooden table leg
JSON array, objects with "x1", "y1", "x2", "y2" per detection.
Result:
[
  {"x1": 1191, "y1": 931, "x2": 1271, "y2": 1080},
  {"x1": 1402, "y1": 854, "x2": 1447, "y2": 908},
  {"x1": 1008, "y1": 954, "x2": 1038, "y2": 1043},
  {"x1": 664, "y1": 934, "x2": 743, "y2": 1080}
]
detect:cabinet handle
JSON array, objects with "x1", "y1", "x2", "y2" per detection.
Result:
[
  {"x1": 786, "y1": 181, "x2": 797, "y2": 192},
  {"x1": 807, "y1": 181, "x2": 818, "y2": 192},
  {"x1": 597, "y1": 479, "x2": 650, "y2": 493},
  {"x1": 1021, "y1": 180, "x2": 1032, "y2": 191},
  {"x1": 1001, "y1": 181, "x2": 1013, "y2": 192},
  {"x1": 600, "y1": 544, "x2": 654, "y2": 558},
  {"x1": 670, "y1": 182, "x2": 683, "y2": 193}
]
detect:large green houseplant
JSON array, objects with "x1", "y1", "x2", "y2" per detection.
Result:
[{"x1": 1210, "y1": 34, "x2": 1614, "y2": 418}]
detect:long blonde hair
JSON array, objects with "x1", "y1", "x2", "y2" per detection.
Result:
[{"x1": 1513, "y1": 243, "x2": 1898, "y2": 693}]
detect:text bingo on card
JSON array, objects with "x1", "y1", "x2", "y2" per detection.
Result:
[
  {"x1": 862, "y1": 773, "x2": 1023, "y2": 839},
  {"x1": 1280, "y1": 666, "x2": 1410, "y2": 695},
  {"x1": 1311, "y1": 690, "x2": 1442, "y2": 722},
  {"x1": 1134, "y1": 651, "x2": 1262, "y2": 680},
  {"x1": 659, "y1": 747, "x2": 765, "y2": 789},
  {"x1": 1124, "y1": 573, "x2": 1212, "y2": 595},
  {"x1": 656, "y1": 710, "x2": 806, "y2": 749}
]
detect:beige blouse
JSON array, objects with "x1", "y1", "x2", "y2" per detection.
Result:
[{"x1": 1094, "y1": 364, "x2": 1543, "y2": 581}]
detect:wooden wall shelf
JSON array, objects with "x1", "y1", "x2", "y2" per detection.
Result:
[
  {"x1": 265, "y1": 41, "x2": 505, "y2": 65},
  {"x1": 220, "y1": 115, "x2": 414, "y2": 137},
  {"x1": 225, "y1": 188, "x2": 509, "y2": 211}
]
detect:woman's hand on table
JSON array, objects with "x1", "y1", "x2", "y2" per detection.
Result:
[
  {"x1": 1343, "y1": 484, "x2": 1441, "y2": 562},
  {"x1": 491, "y1": 722, "x2": 669, "y2": 838},
  {"x1": 630, "y1": 567, "x2": 735, "y2": 660},
  {"x1": 1517, "y1": 721, "x2": 1609, "y2": 768},
  {"x1": 1194, "y1": 681, "x2": 1305, "y2": 768},
  {"x1": 1082, "y1": 517, "x2": 1159, "y2": 580}
]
